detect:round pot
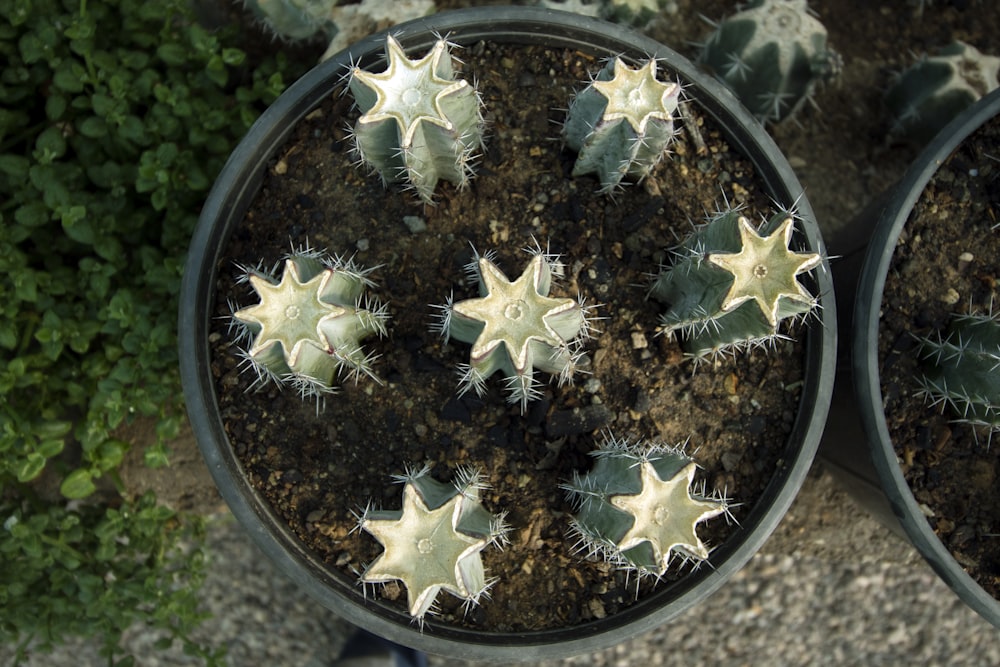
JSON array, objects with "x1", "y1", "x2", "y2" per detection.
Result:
[
  {"x1": 820, "y1": 88, "x2": 1000, "y2": 627},
  {"x1": 180, "y1": 6, "x2": 836, "y2": 660}
]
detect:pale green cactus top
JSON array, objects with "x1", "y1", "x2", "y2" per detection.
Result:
[
  {"x1": 698, "y1": 0, "x2": 842, "y2": 124},
  {"x1": 564, "y1": 434, "x2": 729, "y2": 576},
  {"x1": 650, "y1": 208, "x2": 823, "y2": 359},
  {"x1": 886, "y1": 41, "x2": 1000, "y2": 145},
  {"x1": 707, "y1": 215, "x2": 821, "y2": 330},
  {"x1": 348, "y1": 35, "x2": 484, "y2": 203},
  {"x1": 359, "y1": 466, "x2": 508, "y2": 620},
  {"x1": 563, "y1": 57, "x2": 681, "y2": 193},
  {"x1": 231, "y1": 249, "x2": 389, "y2": 398},
  {"x1": 434, "y1": 246, "x2": 594, "y2": 411}
]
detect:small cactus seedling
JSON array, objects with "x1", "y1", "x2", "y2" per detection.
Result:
[
  {"x1": 885, "y1": 41, "x2": 1000, "y2": 146},
  {"x1": 242, "y1": 0, "x2": 339, "y2": 40},
  {"x1": 433, "y1": 246, "x2": 594, "y2": 411},
  {"x1": 698, "y1": 0, "x2": 842, "y2": 124},
  {"x1": 563, "y1": 434, "x2": 729, "y2": 577},
  {"x1": 916, "y1": 310, "x2": 1000, "y2": 442},
  {"x1": 358, "y1": 466, "x2": 509, "y2": 620},
  {"x1": 649, "y1": 207, "x2": 822, "y2": 359},
  {"x1": 348, "y1": 35, "x2": 485, "y2": 204},
  {"x1": 562, "y1": 57, "x2": 681, "y2": 193},
  {"x1": 230, "y1": 248, "x2": 389, "y2": 398}
]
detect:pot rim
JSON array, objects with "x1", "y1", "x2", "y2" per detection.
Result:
[
  {"x1": 180, "y1": 6, "x2": 836, "y2": 660},
  {"x1": 852, "y1": 87, "x2": 1000, "y2": 627}
]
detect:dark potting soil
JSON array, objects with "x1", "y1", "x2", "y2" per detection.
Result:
[
  {"x1": 209, "y1": 41, "x2": 817, "y2": 631},
  {"x1": 879, "y1": 114, "x2": 1000, "y2": 599}
]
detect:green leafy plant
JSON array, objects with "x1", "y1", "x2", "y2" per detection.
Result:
[{"x1": 0, "y1": 0, "x2": 305, "y2": 661}]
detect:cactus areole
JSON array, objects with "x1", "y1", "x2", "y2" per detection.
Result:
[{"x1": 181, "y1": 7, "x2": 835, "y2": 660}]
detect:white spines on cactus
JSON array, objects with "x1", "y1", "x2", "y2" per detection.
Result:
[
  {"x1": 347, "y1": 35, "x2": 485, "y2": 204},
  {"x1": 563, "y1": 57, "x2": 681, "y2": 194},
  {"x1": 698, "y1": 0, "x2": 842, "y2": 124},
  {"x1": 230, "y1": 247, "x2": 389, "y2": 399},
  {"x1": 358, "y1": 465, "x2": 509, "y2": 620},
  {"x1": 886, "y1": 41, "x2": 1000, "y2": 145},
  {"x1": 433, "y1": 243, "x2": 596, "y2": 411},
  {"x1": 916, "y1": 309, "x2": 1000, "y2": 443},
  {"x1": 649, "y1": 207, "x2": 823, "y2": 360},
  {"x1": 563, "y1": 433, "x2": 729, "y2": 577}
]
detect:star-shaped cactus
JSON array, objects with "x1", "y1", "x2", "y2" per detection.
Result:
[
  {"x1": 886, "y1": 41, "x2": 1000, "y2": 145},
  {"x1": 649, "y1": 207, "x2": 823, "y2": 359},
  {"x1": 610, "y1": 460, "x2": 725, "y2": 565},
  {"x1": 433, "y1": 246, "x2": 593, "y2": 410},
  {"x1": 563, "y1": 57, "x2": 681, "y2": 193},
  {"x1": 563, "y1": 434, "x2": 729, "y2": 576},
  {"x1": 359, "y1": 466, "x2": 508, "y2": 620},
  {"x1": 348, "y1": 35, "x2": 484, "y2": 203},
  {"x1": 698, "y1": 0, "x2": 842, "y2": 124},
  {"x1": 708, "y1": 215, "x2": 822, "y2": 329},
  {"x1": 230, "y1": 248, "x2": 389, "y2": 398}
]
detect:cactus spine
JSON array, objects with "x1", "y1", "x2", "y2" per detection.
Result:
[
  {"x1": 359, "y1": 466, "x2": 509, "y2": 620},
  {"x1": 698, "y1": 0, "x2": 842, "y2": 124},
  {"x1": 916, "y1": 310, "x2": 1000, "y2": 440},
  {"x1": 563, "y1": 57, "x2": 681, "y2": 193},
  {"x1": 348, "y1": 35, "x2": 485, "y2": 204},
  {"x1": 563, "y1": 434, "x2": 729, "y2": 576},
  {"x1": 649, "y1": 208, "x2": 822, "y2": 359},
  {"x1": 230, "y1": 248, "x2": 389, "y2": 398},
  {"x1": 433, "y1": 245, "x2": 594, "y2": 411},
  {"x1": 886, "y1": 41, "x2": 1000, "y2": 145}
]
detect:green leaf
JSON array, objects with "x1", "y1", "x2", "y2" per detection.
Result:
[
  {"x1": 45, "y1": 94, "x2": 67, "y2": 120},
  {"x1": 79, "y1": 116, "x2": 108, "y2": 138},
  {"x1": 60, "y1": 468, "x2": 97, "y2": 499},
  {"x1": 0, "y1": 154, "x2": 30, "y2": 177},
  {"x1": 143, "y1": 442, "x2": 170, "y2": 469},
  {"x1": 16, "y1": 452, "x2": 47, "y2": 482},
  {"x1": 156, "y1": 43, "x2": 186, "y2": 66},
  {"x1": 14, "y1": 202, "x2": 50, "y2": 228},
  {"x1": 52, "y1": 60, "x2": 86, "y2": 93},
  {"x1": 95, "y1": 439, "x2": 128, "y2": 471}
]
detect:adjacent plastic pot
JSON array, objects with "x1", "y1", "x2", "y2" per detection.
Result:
[
  {"x1": 180, "y1": 7, "x2": 836, "y2": 660},
  {"x1": 820, "y1": 88, "x2": 1000, "y2": 627}
]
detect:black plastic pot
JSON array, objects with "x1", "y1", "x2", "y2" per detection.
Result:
[
  {"x1": 820, "y1": 88, "x2": 1000, "y2": 627},
  {"x1": 180, "y1": 7, "x2": 836, "y2": 660}
]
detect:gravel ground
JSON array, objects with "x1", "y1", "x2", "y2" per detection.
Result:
[
  {"x1": 7, "y1": 468, "x2": 1000, "y2": 666},
  {"x1": 7, "y1": 2, "x2": 1000, "y2": 665}
]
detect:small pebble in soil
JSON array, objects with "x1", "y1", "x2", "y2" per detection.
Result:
[{"x1": 403, "y1": 215, "x2": 427, "y2": 233}]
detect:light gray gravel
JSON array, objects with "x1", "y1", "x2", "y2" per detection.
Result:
[{"x1": 6, "y1": 468, "x2": 1000, "y2": 666}]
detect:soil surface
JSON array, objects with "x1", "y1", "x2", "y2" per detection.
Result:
[
  {"x1": 208, "y1": 41, "x2": 823, "y2": 631},
  {"x1": 878, "y1": 114, "x2": 1000, "y2": 598}
]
